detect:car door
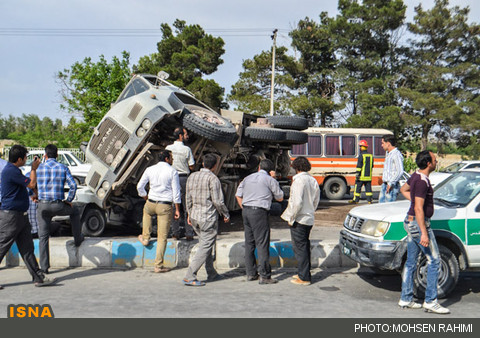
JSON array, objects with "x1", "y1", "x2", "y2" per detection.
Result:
[{"x1": 466, "y1": 192, "x2": 480, "y2": 266}]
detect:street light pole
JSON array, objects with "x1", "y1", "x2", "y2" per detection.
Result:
[{"x1": 269, "y1": 29, "x2": 278, "y2": 116}]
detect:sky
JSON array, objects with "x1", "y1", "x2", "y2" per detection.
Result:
[{"x1": 0, "y1": 0, "x2": 479, "y2": 123}]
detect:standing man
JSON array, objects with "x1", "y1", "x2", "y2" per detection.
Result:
[
  {"x1": 137, "y1": 150, "x2": 181, "y2": 273},
  {"x1": 166, "y1": 127, "x2": 195, "y2": 240},
  {"x1": 398, "y1": 150, "x2": 449, "y2": 314},
  {"x1": 349, "y1": 140, "x2": 374, "y2": 204},
  {"x1": 379, "y1": 134, "x2": 404, "y2": 203},
  {"x1": 281, "y1": 157, "x2": 320, "y2": 286},
  {"x1": 235, "y1": 159, "x2": 284, "y2": 284},
  {"x1": 0, "y1": 145, "x2": 56, "y2": 289},
  {"x1": 37, "y1": 144, "x2": 83, "y2": 274},
  {"x1": 182, "y1": 153, "x2": 230, "y2": 286}
]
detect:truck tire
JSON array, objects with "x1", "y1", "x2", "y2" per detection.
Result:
[
  {"x1": 266, "y1": 116, "x2": 309, "y2": 130},
  {"x1": 323, "y1": 177, "x2": 347, "y2": 200},
  {"x1": 244, "y1": 127, "x2": 286, "y2": 142},
  {"x1": 282, "y1": 130, "x2": 308, "y2": 144},
  {"x1": 182, "y1": 105, "x2": 237, "y2": 143},
  {"x1": 413, "y1": 244, "x2": 459, "y2": 299},
  {"x1": 81, "y1": 206, "x2": 107, "y2": 237}
]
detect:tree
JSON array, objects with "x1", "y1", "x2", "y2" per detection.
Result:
[
  {"x1": 398, "y1": 0, "x2": 479, "y2": 150},
  {"x1": 134, "y1": 19, "x2": 227, "y2": 109},
  {"x1": 228, "y1": 47, "x2": 298, "y2": 116},
  {"x1": 56, "y1": 51, "x2": 132, "y2": 127}
]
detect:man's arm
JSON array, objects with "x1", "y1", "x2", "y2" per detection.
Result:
[
  {"x1": 210, "y1": 176, "x2": 229, "y2": 220},
  {"x1": 400, "y1": 182, "x2": 411, "y2": 201},
  {"x1": 136, "y1": 170, "x2": 149, "y2": 200},
  {"x1": 414, "y1": 196, "x2": 430, "y2": 247},
  {"x1": 65, "y1": 167, "x2": 77, "y2": 203},
  {"x1": 26, "y1": 157, "x2": 41, "y2": 189}
]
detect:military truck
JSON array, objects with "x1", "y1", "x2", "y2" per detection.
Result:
[{"x1": 74, "y1": 73, "x2": 308, "y2": 236}]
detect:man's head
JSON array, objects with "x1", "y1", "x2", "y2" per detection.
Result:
[
  {"x1": 173, "y1": 127, "x2": 184, "y2": 142},
  {"x1": 259, "y1": 159, "x2": 275, "y2": 173},
  {"x1": 416, "y1": 150, "x2": 437, "y2": 173},
  {"x1": 159, "y1": 150, "x2": 172, "y2": 164},
  {"x1": 183, "y1": 128, "x2": 190, "y2": 142},
  {"x1": 45, "y1": 144, "x2": 58, "y2": 159},
  {"x1": 202, "y1": 153, "x2": 219, "y2": 170},
  {"x1": 8, "y1": 145, "x2": 28, "y2": 165},
  {"x1": 291, "y1": 156, "x2": 311, "y2": 173},
  {"x1": 381, "y1": 134, "x2": 396, "y2": 152}
]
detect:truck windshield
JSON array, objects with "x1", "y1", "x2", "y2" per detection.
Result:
[{"x1": 434, "y1": 171, "x2": 480, "y2": 207}]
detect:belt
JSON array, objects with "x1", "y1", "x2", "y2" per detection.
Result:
[
  {"x1": 178, "y1": 173, "x2": 188, "y2": 177},
  {"x1": 39, "y1": 200, "x2": 63, "y2": 203},
  {"x1": 242, "y1": 205, "x2": 268, "y2": 212},
  {"x1": 148, "y1": 199, "x2": 172, "y2": 205},
  {"x1": 1, "y1": 210, "x2": 28, "y2": 216}
]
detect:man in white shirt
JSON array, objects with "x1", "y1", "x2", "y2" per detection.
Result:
[
  {"x1": 166, "y1": 128, "x2": 195, "y2": 240},
  {"x1": 281, "y1": 156, "x2": 320, "y2": 285},
  {"x1": 380, "y1": 134, "x2": 404, "y2": 203},
  {"x1": 137, "y1": 150, "x2": 181, "y2": 273}
]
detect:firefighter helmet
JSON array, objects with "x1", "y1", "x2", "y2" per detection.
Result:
[{"x1": 359, "y1": 140, "x2": 368, "y2": 147}]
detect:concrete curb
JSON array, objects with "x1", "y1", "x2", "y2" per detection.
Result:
[{"x1": 2, "y1": 237, "x2": 358, "y2": 270}]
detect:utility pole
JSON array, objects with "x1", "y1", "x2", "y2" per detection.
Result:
[{"x1": 269, "y1": 29, "x2": 278, "y2": 116}]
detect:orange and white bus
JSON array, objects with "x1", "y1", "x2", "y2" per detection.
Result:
[{"x1": 290, "y1": 127, "x2": 393, "y2": 200}]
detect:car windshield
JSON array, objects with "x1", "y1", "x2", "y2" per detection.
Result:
[
  {"x1": 434, "y1": 171, "x2": 480, "y2": 207},
  {"x1": 440, "y1": 162, "x2": 465, "y2": 173}
]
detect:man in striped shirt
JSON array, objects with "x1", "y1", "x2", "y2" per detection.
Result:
[
  {"x1": 379, "y1": 134, "x2": 404, "y2": 203},
  {"x1": 36, "y1": 144, "x2": 83, "y2": 273}
]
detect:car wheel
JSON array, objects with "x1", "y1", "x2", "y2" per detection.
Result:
[
  {"x1": 266, "y1": 116, "x2": 308, "y2": 130},
  {"x1": 323, "y1": 177, "x2": 347, "y2": 200},
  {"x1": 81, "y1": 207, "x2": 107, "y2": 237},
  {"x1": 182, "y1": 104, "x2": 237, "y2": 143},
  {"x1": 413, "y1": 244, "x2": 459, "y2": 299},
  {"x1": 244, "y1": 127, "x2": 286, "y2": 142},
  {"x1": 73, "y1": 177, "x2": 81, "y2": 186}
]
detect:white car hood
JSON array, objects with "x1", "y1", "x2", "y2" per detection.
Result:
[
  {"x1": 348, "y1": 200, "x2": 466, "y2": 223},
  {"x1": 429, "y1": 172, "x2": 452, "y2": 187}
]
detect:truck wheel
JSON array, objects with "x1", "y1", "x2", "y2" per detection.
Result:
[
  {"x1": 413, "y1": 244, "x2": 459, "y2": 299},
  {"x1": 182, "y1": 104, "x2": 237, "y2": 143},
  {"x1": 81, "y1": 207, "x2": 106, "y2": 237},
  {"x1": 266, "y1": 116, "x2": 308, "y2": 130},
  {"x1": 244, "y1": 127, "x2": 286, "y2": 142},
  {"x1": 282, "y1": 130, "x2": 308, "y2": 144},
  {"x1": 323, "y1": 177, "x2": 347, "y2": 200}
]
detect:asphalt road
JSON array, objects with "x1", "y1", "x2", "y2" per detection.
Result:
[{"x1": 1, "y1": 266, "x2": 479, "y2": 318}]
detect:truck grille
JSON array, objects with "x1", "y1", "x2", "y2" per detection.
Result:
[
  {"x1": 89, "y1": 171, "x2": 101, "y2": 189},
  {"x1": 344, "y1": 214, "x2": 365, "y2": 232},
  {"x1": 89, "y1": 119, "x2": 130, "y2": 164},
  {"x1": 128, "y1": 102, "x2": 143, "y2": 121}
]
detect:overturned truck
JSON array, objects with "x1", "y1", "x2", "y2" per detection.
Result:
[{"x1": 76, "y1": 73, "x2": 308, "y2": 236}]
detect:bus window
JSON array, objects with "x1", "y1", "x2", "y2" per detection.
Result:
[
  {"x1": 308, "y1": 136, "x2": 322, "y2": 156},
  {"x1": 360, "y1": 136, "x2": 373, "y2": 154},
  {"x1": 374, "y1": 136, "x2": 386, "y2": 156},
  {"x1": 291, "y1": 143, "x2": 306, "y2": 155},
  {"x1": 325, "y1": 136, "x2": 340, "y2": 156},
  {"x1": 341, "y1": 136, "x2": 355, "y2": 156}
]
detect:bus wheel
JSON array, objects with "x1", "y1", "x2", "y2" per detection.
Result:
[{"x1": 323, "y1": 177, "x2": 347, "y2": 200}]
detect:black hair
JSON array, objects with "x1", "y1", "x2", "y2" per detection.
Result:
[
  {"x1": 291, "y1": 156, "x2": 311, "y2": 172},
  {"x1": 416, "y1": 150, "x2": 433, "y2": 170},
  {"x1": 9, "y1": 145, "x2": 28, "y2": 163},
  {"x1": 203, "y1": 153, "x2": 218, "y2": 169},
  {"x1": 159, "y1": 150, "x2": 172, "y2": 162},
  {"x1": 173, "y1": 127, "x2": 184, "y2": 140},
  {"x1": 45, "y1": 144, "x2": 58, "y2": 159},
  {"x1": 382, "y1": 134, "x2": 396, "y2": 147},
  {"x1": 259, "y1": 159, "x2": 275, "y2": 172}
]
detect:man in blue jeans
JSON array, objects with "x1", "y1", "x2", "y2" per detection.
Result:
[
  {"x1": 379, "y1": 134, "x2": 404, "y2": 203},
  {"x1": 398, "y1": 150, "x2": 449, "y2": 314}
]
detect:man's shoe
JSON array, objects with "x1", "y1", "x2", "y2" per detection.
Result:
[
  {"x1": 0, "y1": 285, "x2": 3, "y2": 290},
  {"x1": 207, "y1": 273, "x2": 225, "y2": 282},
  {"x1": 40, "y1": 269, "x2": 50, "y2": 275},
  {"x1": 367, "y1": 201, "x2": 373, "y2": 204},
  {"x1": 137, "y1": 234, "x2": 149, "y2": 246},
  {"x1": 153, "y1": 267, "x2": 171, "y2": 273},
  {"x1": 290, "y1": 278, "x2": 311, "y2": 285},
  {"x1": 398, "y1": 300, "x2": 422, "y2": 309},
  {"x1": 292, "y1": 274, "x2": 299, "y2": 280},
  {"x1": 246, "y1": 274, "x2": 259, "y2": 281},
  {"x1": 423, "y1": 300, "x2": 450, "y2": 314},
  {"x1": 35, "y1": 277, "x2": 57, "y2": 287},
  {"x1": 348, "y1": 200, "x2": 358, "y2": 204},
  {"x1": 172, "y1": 235, "x2": 180, "y2": 240},
  {"x1": 185, "y1": 236, "x2": 194, "y2": 241},
  {"x1": 259, "y1": 277, "x2": 278, "y2": 285}
]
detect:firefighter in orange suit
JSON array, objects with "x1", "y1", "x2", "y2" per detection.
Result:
[{"x1": 349, "y1": 140, "x2": 374, "y2": 204}]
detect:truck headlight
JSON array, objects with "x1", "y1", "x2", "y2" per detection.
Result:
[
  {"x1": 97, "y1": 188, "x2": 106, "y2": 199},
  {"x1": 136, "y1": 127, "x2": 146, "y2": 137},
  {"x1": 361, "y1": 220, "x2": 390, "y2": 237},
  {"x1": 141, "y1": 118, "x2": 152, "y2": 130},
  {"x1": 101, "y1": 181, "x2": 111, "y2": 191}
]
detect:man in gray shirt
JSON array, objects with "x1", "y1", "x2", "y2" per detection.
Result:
[{"x1": 235, "y1": 159, "x2": 284, "y2": 284}]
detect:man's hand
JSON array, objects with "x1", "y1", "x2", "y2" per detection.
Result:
[
  {"x1": 420, "y1": 232, "x2": 430, "y2": 247},
  {"x1": 386, "y1": 184, "x2": 391, "y2": 193},
  {"x1": 174, "y1": 210, "x2": 180, "y2": 220},
  {"x1": 187, "y1": 216, "x2": 192, "y2": 226},
  {"x1": 31, "y1": 157, "x2": 41, "y2": 171},
  {"x1": 224, "y1": 216, "x2": 230, "y2": 223},
  {"x1": 64, "y1": 201, "x2": 73, "y2": 207},
  {"x1": 269, "y1": 170, "x2": 276, "y2": 178}
]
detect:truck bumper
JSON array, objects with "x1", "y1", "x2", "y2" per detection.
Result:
[{"x1": 339, "y1": 229, "x2": 405, "y2": 270}]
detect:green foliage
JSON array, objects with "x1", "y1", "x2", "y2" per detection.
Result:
[
  {"x1": 134, "y1": 19, "x2": 226, "y2": 109},
  {"x1": 56, "y1": 51, "x2": 132, "y2": 127},
  {"x1": 403, "y1": 156, "x2": 417, "y2": 173}
]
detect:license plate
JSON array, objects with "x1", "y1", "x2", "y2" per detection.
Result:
[{"x1": 343, "y1": 244, "x2": 351, "y2": 256}]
